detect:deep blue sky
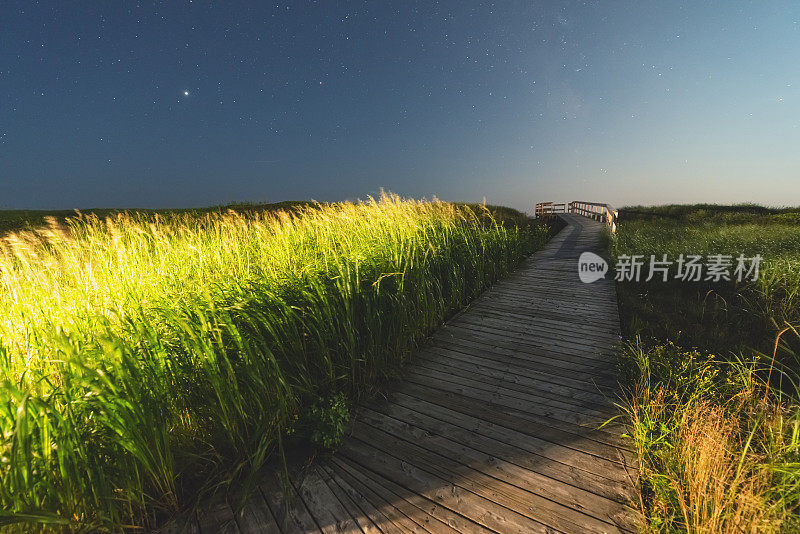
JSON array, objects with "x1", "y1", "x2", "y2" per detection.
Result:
[{"x1": 2, "y1": 1, "x2": 798, "y2": 212}]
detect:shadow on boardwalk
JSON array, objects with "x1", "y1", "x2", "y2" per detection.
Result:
[{"x1": 180, "y1": 214, "x2": 639, "y2": 534}]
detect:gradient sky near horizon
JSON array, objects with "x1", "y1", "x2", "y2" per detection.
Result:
[{"x1": 2, "y1": 1, "x2": 799, "y2": 212}]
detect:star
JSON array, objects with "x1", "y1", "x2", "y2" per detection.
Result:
[{"x1": 183, "y1": 90, "x2": 190, "y2": 96}]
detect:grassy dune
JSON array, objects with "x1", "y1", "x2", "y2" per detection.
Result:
[
  {"x1": 0, "y1": 201, "x2": 317, "y2": 237},
  {"x1": 0, "y1": 194, "x2": 553, "y2": 532},
  {"x1": 612, "y1": 205, "x2": 800, "y2": 532}
]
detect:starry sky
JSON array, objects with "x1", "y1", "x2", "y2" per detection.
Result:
[{"x1": 2, "y1": 1, "x2": 799, "y2": 211}]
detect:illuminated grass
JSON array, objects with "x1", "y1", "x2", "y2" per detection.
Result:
[{"x1": 0, "y1": 194, "x2": 552, "y2": 531}]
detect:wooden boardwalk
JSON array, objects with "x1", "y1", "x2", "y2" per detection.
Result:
[{"x1": 191, "y1": 214, "x2": 638, "y2": 534}]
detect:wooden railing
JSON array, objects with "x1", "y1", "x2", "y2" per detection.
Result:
[
  {"x1": 535, "y1": 200, "x2": 618, "y2": 233},
  {"x1": 533, "y1": 202, "x2": 566, "y2": 218}
]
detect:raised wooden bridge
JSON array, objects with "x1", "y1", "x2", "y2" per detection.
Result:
[{"x1": 181, "y1": 203, "x2": 637, "y2": 534}]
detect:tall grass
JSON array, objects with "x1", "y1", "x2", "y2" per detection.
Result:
[
  {"x1": 612, "y1": 214, "x2": 800, "y2": 353},
  {"x1": 620, "y1": 339, "x2": 800, "y2": 532},
  {"x1": 612, "y1": 205, "x2": 800, "y2": 532},
  {"x1": 0, "y1": 194, "x2": 551, "y2": 532}
]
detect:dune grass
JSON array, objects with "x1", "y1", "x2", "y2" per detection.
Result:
[
  {"x1": 612, "y1": 205, "x2": 800, "y2": 532},
  {"x1": 0, "y1": 201, "x2": 317, "y2": 237},
  {"x1": 0, "y1": 194, "x2": 553, "y2": 532}
]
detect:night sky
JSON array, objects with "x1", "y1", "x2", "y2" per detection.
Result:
[{"x1": 2, "y1": 2, "x2": 799, "y2": 211}]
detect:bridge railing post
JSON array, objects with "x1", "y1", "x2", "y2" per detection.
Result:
[
  {"x1": 556, "y1": 200, "x2": 618, "y2": 233},
  {"x1": 535, "y1": 200, "x2": 616, "y2": 233}
]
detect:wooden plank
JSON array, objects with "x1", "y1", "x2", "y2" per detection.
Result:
[
  {"x1": 454, "y1": 313, "x2": 620, "y2": 347},
  {"x1": 445, "y1": 319, "x2": 617, "y2": 359},
  {"x1": 397, "y1": 381, "x2": 630, "y2": 464},
  {"x1": 481, "y1": 282, "x2": 618, "y2": 302},
  {"x1": 324, "y1": 460, "x2": 425, "y2": 534},
  {"x1": 349, "y1": 422, "x2": 626, "y2": 534},
  {"x1": 232, "y1": 487, "x2": 282, "y2": 534},
  {"x1": 404, "y1": 364, "x2": 618, "y2": 426},
  {"x1": 381, "y1": 394, "x2": 635, "y2": 498},
  {"x1": 293, "y1": 467, "x2": 362, "y2": 534},
  {"x1": 418, "y1": 344, "x2": 616, "y2": 404},
  {"x1": 473, "y1": 300, "x2": 618, "y2": 324},
  {"x1": 400, "y1": 371, "x2": 628, "y2": 446},
  {"x1": 259, "y1": 469, "x2": 321, "y2": 534},
  {"x1": 439, "y1": 317, "x2": 619, "y2": 357},
  {"x1": 484, "y1": 275, "x2": 615, "y2": 290},
  {"x1": 449, "y1": 321, "x2": 619, "y2": 356},
  {"x1": 329, "y1": 456, "x2": 469, "y2": 534},
  {"x1": 161, "y1": 513, "x2": 201, "y2": 534},
  {"x1": 458, "y1": 308, "x2": 621, "y2": 341},
  {"x1": 316, "y1": 463, "x2": 386, "y2": 534},
  {"x1": 476, "y1": 296, "x2": 617, "y2": 315},
  {"x1": 426, "y1": 336, "x2": 619, "y2": 389},
  {"x1": 494, "y1": 274, "x2": 615, "y2": 289},
  {"x1": 403, "y1": 370, "x2": 632, "y2": 454},
  {"x1": 357, "y1": 406, "x2": 637, "y2": 531},
  {"x1": 482, "y1": 286, "x2": 617, "y2": 303},
  {"x1": 465, "y1": 304, "x2": 620, "y2": 335},
  {"x1": 469, "y1": 302, "x2": 621, "y2": 333},
  {"x1": 433, "y1": 324, "x2": 619, "y2": 369},
  {"x1": 411, "y1": 357, "x2": 615, "y2": 415},
  {"x1": 197, "y1": 497, "x2": 241, "y2": 534},
  {"x1": 339, "y1": 438, "x2": 554, "y2": 534},
  {"x1": 476, "y1": 298, "x2": 619, "y2": 322},
  {"x1": 478, "y1": 290, "x2": 618, "y2": 312},
  {"x1": 412, "y1": 354, "x2": 619, "y2": 415}
]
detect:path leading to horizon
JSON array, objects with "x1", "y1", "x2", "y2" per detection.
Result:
[{"x1": 185, "y1": 213, "x2": 638, "y2": 534}]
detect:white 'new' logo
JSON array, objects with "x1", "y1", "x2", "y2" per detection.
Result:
[{"x1": 578, "y1": 252, "x2": 608, "y2": 283}]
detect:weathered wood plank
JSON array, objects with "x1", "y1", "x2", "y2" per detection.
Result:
[
  {"x1": 409, "y1": 359, "x2": 615, "y2": 417},
  {"x1": 453, "y1": 313, "x2": 620, "y2": 347},
  {"x1": 232, "y1": 488, "x2": 282, "y2": 534},
  {"x1": 425, "y1": 336, "x2": 619, "y2": 389},
  {"x1": 357, "y1": 406, "x2": 635, "y2": 530},
  {"x1": 197, "y1": 497, "x2": 241, "y2": 534},
  {"x1": 316, "y1": 463, "x2": 386, "y2": 534},
  {"x1": 338, "y1": 438, "x2": 553, "y2": 534},
  {"x1": 348, "y1": 422, "x2": 625, "y2": 534},
  {"x1": 293, "y1": 467, "x2": 362, "y2": 534},
  {"x1": 330, "y1": 455, "x2": 472, "y2": 534},
  {"x1": 400, "y1": 372, "x2": 630, "y2": 449},
  {"x1": 388, "y1": 390, "x2": 633, "y2": 484},
  {"x1": 432, "y1": 324, "x2": 619, "y2": 369},
  {"x1": 398, "y1": 373, "x2": 630, "y2": 463},
  {"x1": 372, "y1": 396, "x2": 635, "y2": 501},
  {"x1": 418, "y1": 345, "x2": 615, "y2": 403},
  {"x1": 456, "y1": 309, "x2": 621, "y2": 342},
  {"x1": 259, "y1": 469, "x2": 321, "y2": 534},
  {"x1": 442, "y1": 320, "x2": 617, "y2": 360},
  {"x1": 464, "y1": 306, "x2": 620, "y2": 335}
]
